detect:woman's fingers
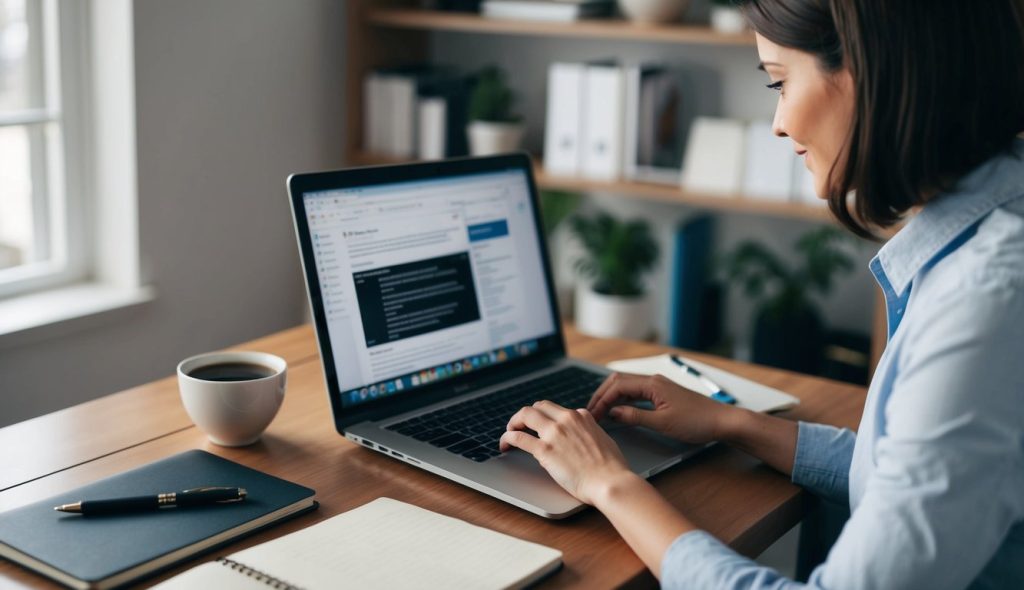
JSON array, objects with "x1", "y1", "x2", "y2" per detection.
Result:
[
  {"x1": 505, "y1": 405, "x2": 555, "y2": 436},
  {"x1": 587, "y1": 372, "x2": 658, "y2": 420},
  {"x1": 499, "y1": 429, "x2": 544, "y2": 454}
]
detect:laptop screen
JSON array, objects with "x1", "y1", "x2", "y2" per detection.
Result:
[{"x1": 302, "y1": 168, "x2": 558, "y2": 409}]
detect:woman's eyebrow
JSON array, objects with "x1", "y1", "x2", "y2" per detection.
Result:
[{"x1": 758, "y1": 61, "x2": 784, "y2": 71}]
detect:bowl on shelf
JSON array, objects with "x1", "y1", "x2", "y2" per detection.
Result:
[
  {"x1": 617, "y1": 0, "x2": 689, "y2": 24},
  {"x1": 710, "y1": 4, "x2": 747, "y2": 33}
]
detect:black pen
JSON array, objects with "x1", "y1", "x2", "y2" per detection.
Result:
[
  {"x1": 669, "y1": 355, "x2": 738, "y2": 405},
  {"x1": 54, "y1": 486, "x2": 247, "y2": 515}
]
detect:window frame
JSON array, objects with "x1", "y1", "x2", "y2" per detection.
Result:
[{"x1": 0, "y1": 0, "x2": 90, "y2": 300}]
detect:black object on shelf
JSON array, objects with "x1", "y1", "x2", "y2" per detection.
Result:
[
  {"x1": 436, "y1": 0, "x2": 483, "y2": 12},
  {"x1": 751, "y1": 305, "x2": 825, "y2": 376},
  {"x1": 819, "y1": 329, "x2": 871, "y2": 385}
]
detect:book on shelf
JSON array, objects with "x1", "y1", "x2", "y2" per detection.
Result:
[
  {"x1": 152, "y1": 497, "x2": 563, "y2": 590},
  {"x1": 363, "y1": 65, "x2": 470, "y2": 161},
  {"x1": 0, "y1": 450, "x2": 317, "y2": 590},
  {"x1": 668, "y1": 215, "x2": 715, "y2": 350},
  {"x1": 623, "y1": 63, "x2": 689, "y2": 185},
  {"x1": 481, "y1": 0, "x2": 616, "y2": 23}
]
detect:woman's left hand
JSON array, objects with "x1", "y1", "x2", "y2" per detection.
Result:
[{"x1": 499, "y1": 401, "x2": 635, "y2": 505}]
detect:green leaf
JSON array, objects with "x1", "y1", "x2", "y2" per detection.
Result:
[
  {"x1": 467, "y1": 66, "x2": 520, "y2": 123},
  {"x1": 568, "y1": 210, "x2": 660, "y2": 297},
  {"x1": 719, "y1": 226, "x2": 859, "y2": 313}
]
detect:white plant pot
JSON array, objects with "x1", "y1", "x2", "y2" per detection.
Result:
[
  {"x1": 618, "y1": 0, "x2": 689, "y2": 24},
  {"x1": 710, "y1": 6, "x2": 747, "y2": 34},
  {"x1": 575, "y1": 287, "x2": 651, "y2": 340},
  {"x1": 467, "y1": 121, "x2": 524, "y2": 156}
]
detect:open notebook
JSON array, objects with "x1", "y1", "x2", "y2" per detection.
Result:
[
  {"x1": 153, "y1": 497, "x2": 562, "y2": 590},
  {"x1": 607, "y1": 354, "x2": 799, "y2": 413}
]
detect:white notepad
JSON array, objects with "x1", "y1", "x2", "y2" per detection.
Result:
[
  {"x1": 607, "y1": 354, "x2": 800, "y2": 413},
  {"x1": 153, "y1": 498, "x2": 562, "y2": 590}
]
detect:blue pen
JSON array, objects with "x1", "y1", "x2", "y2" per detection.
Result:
[{"x1": 669, "y1": 355, "x2": 738, "y2": 405}]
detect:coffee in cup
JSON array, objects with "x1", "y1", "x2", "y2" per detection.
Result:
[{"x1": 177, "y1": 351, "x2": 287, "y2": 446}]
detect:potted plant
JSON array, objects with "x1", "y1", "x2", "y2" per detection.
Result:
[
  {"x1": 709, "y1": 0, "x2": 746, "y2": 34},
  {"x1": 618, "y1": 0, "x2": 690, "y2": 24},
  {"x1": 720, "y1": 226, "x2": 856, "y2": 374},
  {"x1": 539, "y1": 189, "x2": 583, "y2": 317},
  {"x1": 466, "y1": 66, "x2": 524, "y2": 156},
  {"x1": 570, "y1": 210, "x2": 659, "y2": 340}
]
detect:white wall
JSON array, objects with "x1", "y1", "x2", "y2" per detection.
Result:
[{"x1": 0, "y1": 0, "x2": 346, "y2": 427}]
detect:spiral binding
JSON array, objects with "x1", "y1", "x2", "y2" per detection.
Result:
[{"x1": 217, "y1": 557, "x2": 303, "y2": 590}]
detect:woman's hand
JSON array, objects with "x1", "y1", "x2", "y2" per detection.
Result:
[
  {"x1": 587, "y1": 372, "x2": 737, "y2": 445},
  {"x1": 500, "y1": 398, "x2": 701, "y2": 580},
  {"x1": 499, "y1": 401, "x2": 637, "y2": 505}
]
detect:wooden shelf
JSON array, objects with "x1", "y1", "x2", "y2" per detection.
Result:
[
  {"x1": 366, "y1": 8, "x2": 756, "y2": 46},
  {"x1": 350, "y1": 150, "x2": 831, "y2": 223}
]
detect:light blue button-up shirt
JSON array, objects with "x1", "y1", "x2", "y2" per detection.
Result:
[{"x1": 662, "y1": 139, "x2": 1024, "y2": 589}]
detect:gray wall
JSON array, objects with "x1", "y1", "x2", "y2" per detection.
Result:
[{"x1": 0, "y1": 0, "x2": 346, "y2": 427}]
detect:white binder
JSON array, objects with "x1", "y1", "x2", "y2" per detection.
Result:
[
  {"x1": 581, "y1": 62, "x2": 625, "y2": 181},
  {"x1": 364, "y1": 74, "x2": 389, "y2": 155},
  {"x1": 543, "y1": 62, "x2": 586, "y2": 177},
  {"x1": 388, "y1": 76, "x2": 417, "y2": 159},
  {"x1": 417, "y1": 97, "x2": 447, "y2": 161},
  {"x1": 680, "y1": 116, "x2": 746, "y2": 195},
  {"x1": 742, "y1": 120, "x2": 796, "y2": 201}
]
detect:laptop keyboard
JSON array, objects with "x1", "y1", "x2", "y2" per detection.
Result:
[{"x1": 385, "y1": 366, "x2": 607, "y2": 463}]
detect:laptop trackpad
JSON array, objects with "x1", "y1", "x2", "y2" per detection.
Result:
[{"x1": 610, "y1": 426, "x2": 700, "y2": 477}]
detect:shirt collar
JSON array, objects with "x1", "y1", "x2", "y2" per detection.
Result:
[{"x1": 872, "y1": 138, "x2": 1024, "y2": 297}]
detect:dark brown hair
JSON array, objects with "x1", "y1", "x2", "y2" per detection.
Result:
[{"x1": 740, "y1": 0, "x2": 1024, "y2": 238}]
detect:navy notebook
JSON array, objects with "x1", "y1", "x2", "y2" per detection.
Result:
[{"x1": 0, "y1": 450, "x2": 317, "y2": 590}]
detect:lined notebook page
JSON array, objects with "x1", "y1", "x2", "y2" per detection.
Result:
[{"x1": 156, "y1": 498, "x2": 562, "y2": 590}]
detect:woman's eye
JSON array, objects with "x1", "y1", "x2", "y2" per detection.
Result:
[{"x1": 766, "y1": 80, "x2": 785, "y2": 92}]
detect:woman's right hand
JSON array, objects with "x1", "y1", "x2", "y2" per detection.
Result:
[{"x1": 587, "y1": 372, "x2": 740, "y2": 445}]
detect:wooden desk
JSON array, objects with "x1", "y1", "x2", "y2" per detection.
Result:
[{"x1": 0, "y1": 324, "x2": 866, "y2": 588}]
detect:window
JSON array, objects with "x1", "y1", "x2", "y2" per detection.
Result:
[{"x1": 0, "y1": 0, "x2": 85, "y2": 299}]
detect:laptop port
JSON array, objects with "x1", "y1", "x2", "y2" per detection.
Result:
[
  {"x1": 362, "y1": 440, "x2": 374, "y2": 449},
  {"x1": 391, "y1": 451, "x2": 402, "y2": 458}
]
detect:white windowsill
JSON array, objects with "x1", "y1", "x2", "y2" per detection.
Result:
[{"x1": 0, "y1": 282, "x2": 155, "y2": 350}]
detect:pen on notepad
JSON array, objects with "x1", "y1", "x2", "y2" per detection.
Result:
[
  {"x1": 669, "y1": 355, "x2": 737, "y2": 405},
  {"x1": 54, "y1": 486, "x2": 246, "y2": 515}
]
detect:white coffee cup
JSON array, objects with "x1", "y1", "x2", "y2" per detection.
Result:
[{"x1": 177, "y1": 351, "x2": 287, "y2": 447}]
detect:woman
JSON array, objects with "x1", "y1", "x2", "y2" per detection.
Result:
[{"x1": 500, "y1": 1, "x2": 1024, "y2": 588}]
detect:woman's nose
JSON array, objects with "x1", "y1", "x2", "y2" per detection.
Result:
[{"x1": 772, "y1": 107, "x2": 788, "y2": 138}]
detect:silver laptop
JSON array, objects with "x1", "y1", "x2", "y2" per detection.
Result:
[{"x1": 287, "y1": 153, "x2": 701, "y2": 518}]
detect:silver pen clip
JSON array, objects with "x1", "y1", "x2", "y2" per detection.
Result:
[{"x1": 181, "y1": 486, "x2": 248, "y2": 503}]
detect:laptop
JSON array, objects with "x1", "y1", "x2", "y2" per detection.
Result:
[{"x1": 287, "y1": 153, "x2": 702, "y2": 518}]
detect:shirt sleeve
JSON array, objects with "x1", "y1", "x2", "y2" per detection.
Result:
[
  {"x1": 790, "y1": 422, "x2": 855, "y2": 505},
  {"x1": 660, "y1": 278, "x2": 1024, "y2": 590}
]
